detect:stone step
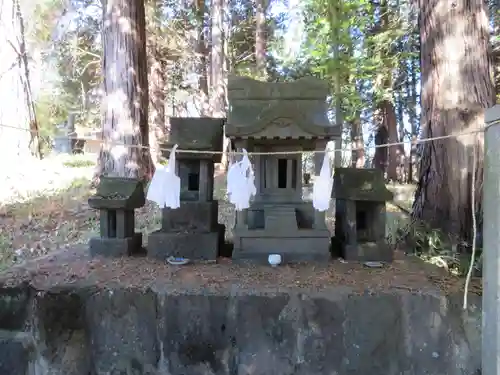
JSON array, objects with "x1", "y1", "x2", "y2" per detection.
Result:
[{"x1": 264, "y1": 206, "x2": 298, "y2": 231}]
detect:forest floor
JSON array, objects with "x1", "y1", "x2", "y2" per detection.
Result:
[
  {"x1": 0, "y1": 155, "x2": 479, "y2": 298},
  {"x1": 0, "y1": 154, "x2": 414, "y2": 268}
]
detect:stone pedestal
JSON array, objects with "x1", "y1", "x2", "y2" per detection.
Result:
[
  {"x1": 148, "y1": 201, "x2": 223, "y2": 261},
  {"x1": 333, "y1": 169, "x2": 393, "y2": 262},
  {"x1": 483, "y1": 104, "x2": 500, "y2": 375},
  {"x1": 147, "y1": 117, "x2": 225, "y2": 262},
  {"x1": 232, "y1": 203, "x2": 331, "y2": 264},
  {"x1": 88, "y1": 177, "x2": 145, "y2": 257}
]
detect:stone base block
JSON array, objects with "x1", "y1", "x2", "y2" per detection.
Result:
[
  {"x1": 147, "y1": 229, "x2": 223, "y2": 261},
  {"x1": 343, "y1": 241, "x2": 393, "y2": 262},
  {"x1": 232, "y1": 231, "x2": 331, "y2": 264},
  {"x1": 162, "y1": 200, "x2": 219, "y2": 232},
  {"x1": 0, "y1": 331, "x2": 32, "y2": 375},
  {"x1": 89, "y1": 233, "x2": 143, "y2": 258}
]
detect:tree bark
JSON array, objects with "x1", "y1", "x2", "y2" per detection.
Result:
[
  {"x1": 350, "y1": 113, "x2": 365, "y2": 168},
  {"x1": 148, "y1": 0, "x2": 166, "y2": 164},
  {"x1": 412, "y1": 0, "x2": 495, "y2": 241},
  {"x1": 210, "y1": 0, "x2": 226, "y2": 117},
  {"x1": 255, "y1": 0, "x2": 267, "y2": 79},
  {"x1": 14, "y1": 0, "x2": 42, "y2": 159},
  {"x1": 195, "y1": 0, "x2": 210, "y2": 115},
  {"x1": 211, "y1": 0, "x2": 229, "y2": 169},
  {"x1": 0, "y1": 0, "x2": 41, "y2": 160},
  {"x1": 408, "y1": 49, "x2": 419, "y2": 183},
  {"x1": 97, "y1": 0, "x2": 153, "y2": 180},
  {"x1": 375, "y1": 0, "x2": 403, "y2": 181},
  {"x1": 372, "y1": 108, "x2": 388, "y2": 173}
]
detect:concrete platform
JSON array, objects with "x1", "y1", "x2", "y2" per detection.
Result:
[{"x1": 0, "y1": 246, "x2": 482, "y2": 375}]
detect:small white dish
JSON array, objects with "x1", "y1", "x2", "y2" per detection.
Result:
[
  {"x1": 363, "y1": 261, "x2": 384, "y2": 268},
  {"x1": 268, "y1": 254, "x2": 282, "y2": 267},
  {"x1": 167, "y1": 256, "x2": 190, "y2": 265}
]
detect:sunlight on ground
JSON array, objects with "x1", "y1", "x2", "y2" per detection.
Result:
[{"x1": 0, "y1": 156, "x2": 416, "y2": 270}]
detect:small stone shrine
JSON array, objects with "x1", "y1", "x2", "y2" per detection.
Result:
[
  {"x1": 225, "y1": 75, "x2": 341, "y2": 263},
  {"x1": 88, "y1": 176, "x2": 145, "y2": 257},
  {"x1": 333, "y1": 168, "x2": 394, "y2": 262},
  {"x1": 147, "y1": 117, "x2": 225, "y2": 261}
]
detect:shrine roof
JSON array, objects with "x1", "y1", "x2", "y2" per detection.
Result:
[
  {"x1": 161, "y1": 117, "x2": 224, "y2": 162},
  {"x1": 225, "y1": 76, "x2": 341, "y2": 140},
  {"x1": 332, "y1": 168, "x2": 394, "y2": 202}
]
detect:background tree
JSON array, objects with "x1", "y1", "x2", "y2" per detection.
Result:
[{"x1": 412, "y1": 0, "x2": 495, "y2": 243}]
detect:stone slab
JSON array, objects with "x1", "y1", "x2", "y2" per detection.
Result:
[
  {"x1": 0, "y1": 285, "x2": 31, "y2": 331},
  {"x1": 0, "y1": 281, "x2": 482, "y2": 375},
  {"x1": 0, "y1": 246, "x2": 483, "y2": 375},
  {"x1": 162, "y1": 200, "x2": 219, "y2": 233},
  {"x1": 232, "y1": 232, "x2": 331, "y2": 264},
  {"x1": 148, "y1": 228, "x2": 223, "y2": 261},
  {"x1": 0, "y1": 331, "x2": 33, "y2": 375},
  {"x1": 89, "y1": 232, "x2": 143, "y2": 258},
  {"x1": 343, "y1": 242, "x2": 393, "y2": 262}
]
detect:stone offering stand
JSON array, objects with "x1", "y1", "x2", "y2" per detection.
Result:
[{"x1": 147, "y1": 117, "x2": 225, "y2": 262}]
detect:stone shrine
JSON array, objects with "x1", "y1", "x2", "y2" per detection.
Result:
[
  {"x1": 225, "y1": 75, "x2": 341, "y2": 263},
  {"x1": 333, "y1": 168, "x2": 394, "y2": 262},
  {"x1": 147, "y1": 117, "x2": 225, "y2": 261},
  {"x1": 88, "y1": 177, "x2": 145, "y2": 257}
]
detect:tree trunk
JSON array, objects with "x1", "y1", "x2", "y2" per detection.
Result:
[
  {"x1": 195, "y1": 0, "x2": 210, "y2": 115},
  {"x1": 374, "y1": 0, "x2": 402, "y2": 181},
  {"x1": 210, "y1": 0, "x2": 226, "y2": 116},
  {"x1": 148, "y1": 0, "x2": 166, "y2": 164},
  {"x1": 382, "y1": 99, "x2": 401, "y2": 181},
  {"x1": 211, "y1": 0, "x2": 229, "y2": 169},
  {"x1": 412, "y1": 0, "x2": 495, "y2": 242},
  {"x1": 350, "y1": 113, "x2": 365, "y2": 168},
  {"x1": 255, "y1": 0, "x2": 267, "y2": 79},
  {"x1": 0, "y1": 0, "x2": 41, "y2": 160},
  {"x1": 372, "y1": 108, "x2": 388, "y2": 173},
  {"x1": 490, "y1": 0, "x2": 499, "y2": 102},
  {"x1": 14, "y1": 0, "x2": 42, "y2": 159},
  {"x1": 97, "y1": 0, "x2": 153, "y2": 180},
  {"x1": 408, "y1": 49, "x2": 419, "y2": 183}
]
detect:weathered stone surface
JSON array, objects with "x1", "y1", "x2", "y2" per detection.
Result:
[
  {"x1": 344, "y1": 243, "x2": 393, "y2": 262},
  {"x1": 333, "y1": 168, "x2": 394, "y2": 202},
  {"x1": 232, "y1": 234, "x2": 331, "y2": 264},
  {"x1": 148, "y1": 231, "x2": 221, "y2": 261},
  {"x1": 31, "y1": 289, "x2": 90, "y2": 374},
  {"x1": 162, "y1": 117, "x2": 224, "y2": 163},
  {"x1": 159, "y1": 294, "x2": 233, "y2": 375},
  {"x1": 89, "y1": 233, "x2": 143, "y2": 257},
  {"x1": 148, "y1": 199, "x2": 223, "y2": 261},
  {"x1": 0, "y1": 283, "x2": 31, "y2": 330},
  {"x1": 226, "y1": 75, "x2": 341, "y2": 139},
  {"x1": 0, "y1": 330, "x2": 33, "y2": 375},
  {"x1": 88, "y1": 177, "x2": 146, "y2": 258},
  {"x1": 334, "y1": 169, "x2": 393, "y2": 262},
  {"x1": 88, "y1": 177, "x2": 146, "y2": 210},
  {"x1": 85, "y1": 288, "x2": 160, "y2": 374},
  {"x1": 0, "y1": 285, "x2": 482, "y2": 375},
  {"x1": 0, "y1": 250, "x2": 482, "y2": 375},
  {"x1": 161, "y1": 201, "x2": 219, "y2": 232},
  {"x1": 226, "y1": 76, "x2": 337, "y2": 263}
]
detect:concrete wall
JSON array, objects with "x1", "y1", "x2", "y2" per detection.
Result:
[{"x1": 0, "y1": 285, "x2": 481, "y2": 375}]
